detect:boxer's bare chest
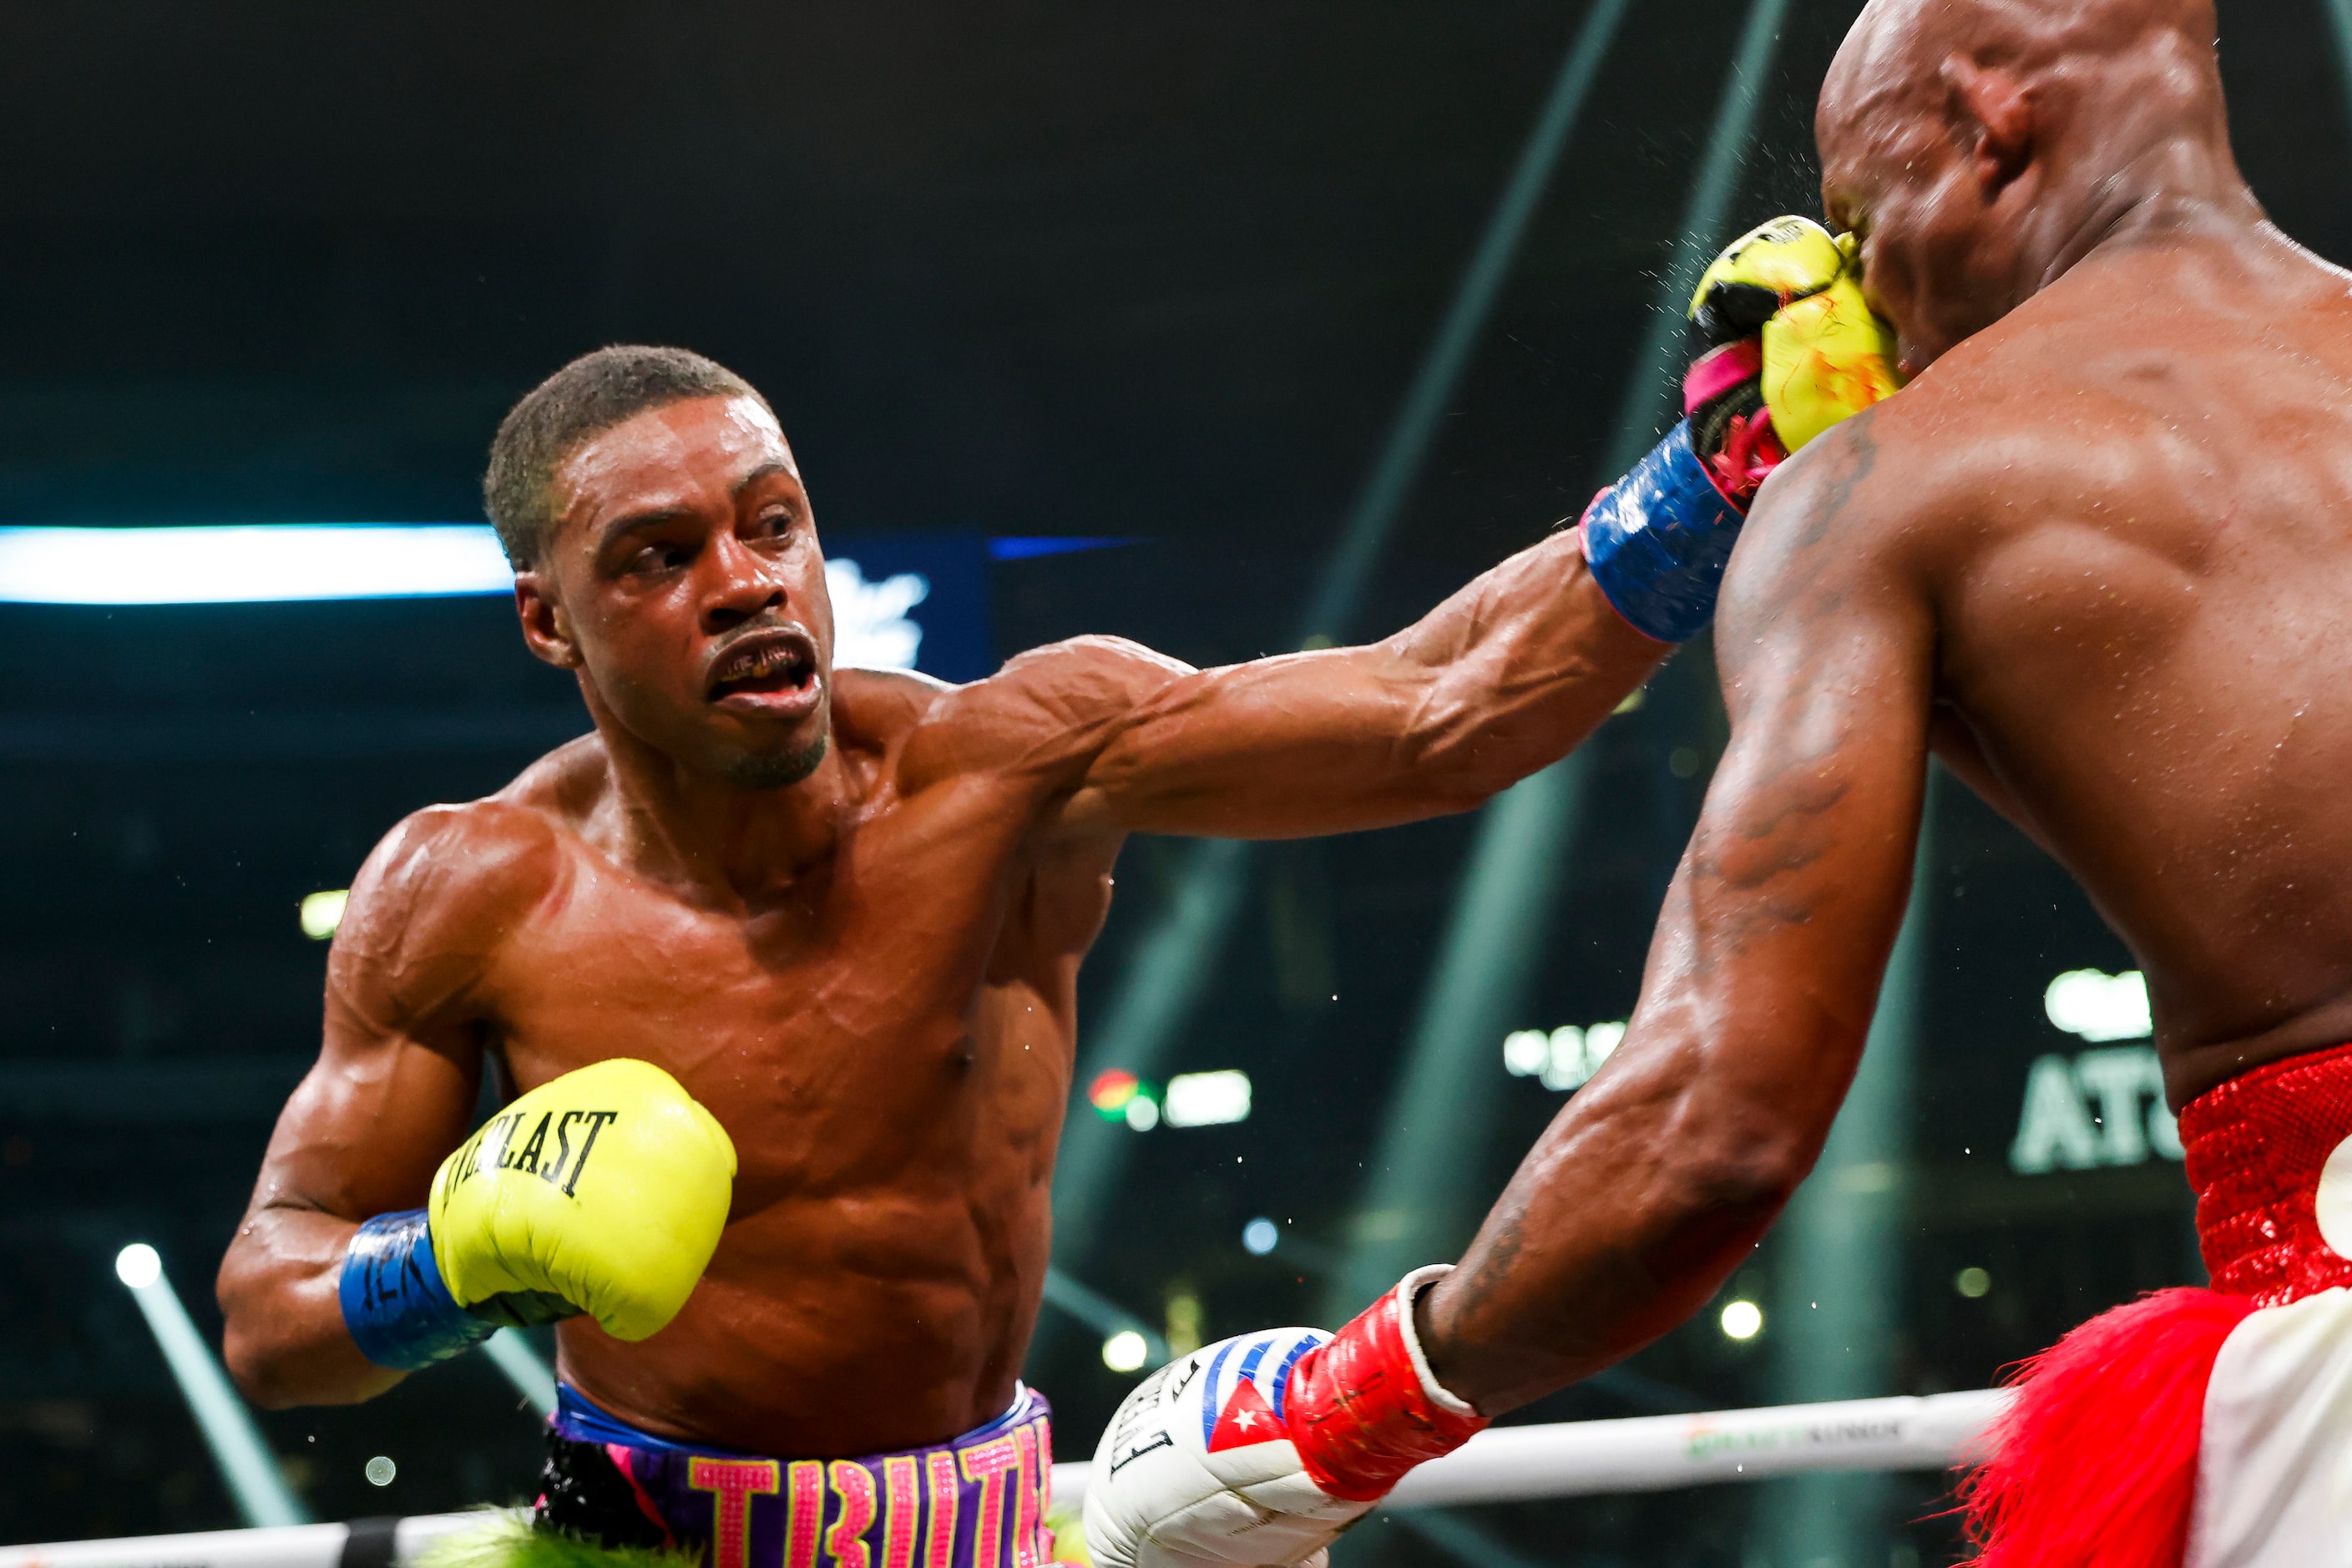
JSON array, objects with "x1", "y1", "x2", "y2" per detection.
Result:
[{"x1": 479, "y1": 769, "x2": 1101, "y2": 1211}]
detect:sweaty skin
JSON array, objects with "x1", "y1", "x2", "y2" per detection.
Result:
[
  {"x1": 216, "y1": 394, "x2": 1664, "y2": 1454},
  {"x1": 1421, "y1": 0, "x2": 2352, "y2": 1414}
]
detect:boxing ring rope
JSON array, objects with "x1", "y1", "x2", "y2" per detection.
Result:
[{"x1": 0, "y1": 1388, "x2": 2006, "y2": 1568}]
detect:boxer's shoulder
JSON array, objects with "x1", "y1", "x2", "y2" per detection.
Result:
[
  {"x1": 332, "y1": 790, "x2": 569, "y2": 1008},
  {"x1": 890, "y1": 634, "x2": 1195, "y2": 793}
]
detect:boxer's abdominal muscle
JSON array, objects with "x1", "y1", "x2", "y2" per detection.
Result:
[{"x1": 479, "y1": 762, "x2": 1100, "y2": 1457}]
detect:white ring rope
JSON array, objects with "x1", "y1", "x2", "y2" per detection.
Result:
[{"x1": 0, "y1": 1389, "x2": 2007, "y2": 1568}]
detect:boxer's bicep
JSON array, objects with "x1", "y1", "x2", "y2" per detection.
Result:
[
  {"x1": 260, "y1": 811, "x2": 509, "y2": 1222},
  {"x1": 1058, "y1": 555, "x2": 1658, "y2": 839},
  {"x1": 1662, "y1": 414, "x2": 1936, "y2": 1118},
  {"x1": 1059, "y1": 645, "x2": 1459, "y2": 839},
  {"x1": 221, "y1": 812, "x2": 534, "y2": 1401}
]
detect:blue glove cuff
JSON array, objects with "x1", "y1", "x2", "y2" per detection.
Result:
[
  {"x1": 338, "y1": 1208, "x2": 495, "y2": 1371},
  {"x1": 1581, "y1": 420, "x2": 1747, "y2": 643}
]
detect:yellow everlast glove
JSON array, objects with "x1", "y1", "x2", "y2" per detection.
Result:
[
  {"x1": 428, "y1": 1057, "x2": 736, "y2": 1342},
  {"x1": 1689, "y1": 215, "x2": 1901, "y2": 451}
]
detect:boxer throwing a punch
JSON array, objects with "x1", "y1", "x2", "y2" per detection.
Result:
[
  {"x1": 1085, "y1": 3, "x2": 2352, "y2": 1565},
  {"x1": 218, "y1": 212, "x2": 1884, "y2": 1568}
]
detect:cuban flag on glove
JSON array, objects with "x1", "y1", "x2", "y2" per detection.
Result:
[
  {"x1": 1085, "y1": 1326, "x2": 1365, "y2": 1568},
  {"x1": 1085, "y1": 1267, "x2": 1490, "y2": 1568}
]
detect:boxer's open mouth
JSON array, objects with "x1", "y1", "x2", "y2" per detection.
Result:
[{"x1": 706, "y1": 630, "x2": 822, "y2": 716}]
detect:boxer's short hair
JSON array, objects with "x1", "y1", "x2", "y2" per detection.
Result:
[{"x1": 483, "y1": 345, "x2": 773, "y2": 569}]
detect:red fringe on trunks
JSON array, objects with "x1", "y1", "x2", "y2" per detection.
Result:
[
  {"x1": 1955, "y1": 1039, "x2": 2352, "y2": 1567},
  {"x1": 1956, "y1": 1287, "x2": 2252, "y2": 1567}
]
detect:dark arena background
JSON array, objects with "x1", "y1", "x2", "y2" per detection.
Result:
[{"x1": 3, "y1": 3, "x2": 2345, "y2": 1565}]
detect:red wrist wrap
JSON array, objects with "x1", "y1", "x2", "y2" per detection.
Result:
[{"x1": 1282, "y1": 1287, "x2": 1490, "y2": 1503}]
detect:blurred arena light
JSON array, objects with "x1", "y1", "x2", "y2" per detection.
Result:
[
  {"x1": 1242, "y1": 1217, "x2": 1280, "y2": 1256},
  {"x1": 0, "y1": 526, "x2": 930, "y2": 674},
  {"x1": 1719, "y1": 1300, "x2": 1763, "y2": 1341},
  {"x1": 0, "y1": 525, "x2": 513, "y2": 604},
  {"x1": 1100, "y1": 1331, "x2": 1150, "y2": 1373},
  {"x1": 1086, "y1": 1069, "x2": 1145, "y2": 1120},
  {"x1": 481, "y1": 1329, "x2": 558, "y2": 1417},
  {"x1": 1040, "y1": 1267, "x2": 1167, "y2": 1371},
  {"x1": 113, "y1": 1243, "x2": 311, "y2": 1527},
  {"x1": 1161, "y1": 1070, "x2": 1250, "y2": 1128},
  {"x1": 1501, "y1": 1020, "x2": 1626, "y2": 1092},
  {"x1": 298, "y1": 889, "x2": 349, "y2": 940},
  {"x1": 2043, "y1": 969, "x2": 2151, "y2": 1042}
]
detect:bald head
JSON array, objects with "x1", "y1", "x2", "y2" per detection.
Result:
[
  {"x1": 1816, "y1": 0, "x2": 2251, "y2": 374},
  {"x1": 1828, "y1": 0, "x2": 2217, "y2": 107}
]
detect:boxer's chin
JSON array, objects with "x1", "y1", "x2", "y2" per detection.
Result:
[{"x1": 724, "y1": 729, "x2": 830, "y2": 791}]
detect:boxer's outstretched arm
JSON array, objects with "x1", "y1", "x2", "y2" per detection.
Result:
[
  {"x1": 216, "y1": 807, "x2": 527, "y2": 1407},
  {"x1": 1419, "y1": 422, "x2": 1935, "y2": 1413},
  {"x1": 1051, "y1": 532, "x2": 1668, "y2": 840}
]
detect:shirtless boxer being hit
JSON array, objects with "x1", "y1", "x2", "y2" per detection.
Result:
[
  {"x1": 216, "y1": 205, "x2": 1889, "y2": 1568},
  {"x1": 1085, "y1": 3, "x2": 2352, "y2": 1565}
]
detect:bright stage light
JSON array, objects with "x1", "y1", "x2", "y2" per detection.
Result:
[
  {"x1": 1163, "y1": 1070, "x2": 1250, "y2": 1128},
  {"x1": 1242, "y1": 1217, "x2": 1279, "y2": 1256},
  {"x1": 0, "y1": 529, "x2": 930, "y2": 673},
  {"x1": 1501, "y1": 1021, "x2": 1626, "y2": 1092},
  {"x1": 365, "y1": 1456, "x2": 397, "y2": 1486},
  {"x1": 1102, "y1": 1330, "x2": 1150, "y2": 1373},
  {"x1": 1719, "y1": 1300, "x2": 1763, "y2": 1341},
  {"x1": 114, "y1": 1242, "x2": 162, "y2": 1288},
  {"x1": 1123, "y1": 1095, "x2": 1160, "y2": 1131},
  {"x1": 0, "y1": 525, "x2": 513, "y2": 604},
  {"x1": 114, "y1": 1241, "x2": 309, "y2": 1525},
  {"x1": 299, "y1": 889, "x2": 349, "y2": 940},
  {"x1": 2044, "y1": 969, "x2": 2150, "y2": 1043}
]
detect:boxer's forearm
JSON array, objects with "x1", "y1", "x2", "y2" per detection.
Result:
[
  {"x1": 1075, "y1": 533, "x2": 1665, "y2": 839},
  {"x1": 1378, "y1": 537, "x2": 1671, "y2": 797},
  {"x1": 1415, "y1": 1043, "x2": 1828, "y2": 1413},
  {"x1": 219, "y1": 1206, "x2": 407, "y2": 1408}
]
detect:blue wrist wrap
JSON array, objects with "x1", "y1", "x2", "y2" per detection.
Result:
[
  {"x1": 1581, "y1": 419, "x2": 1747, "y2": 643},
  {"x1": 338, "y1": 1208, "x2": 495, "y2": 1371}
]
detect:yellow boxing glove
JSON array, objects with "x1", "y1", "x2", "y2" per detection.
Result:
[
  {"x1": 430, "y1": 1057, "x2": 736, "y2": 1342},
  {"x1": 1689, "y1": 215, "x2": 1901, "y2": 451},
  {"x1": 1577, "y1": 215, "x2": 1901, "y2": 646}
]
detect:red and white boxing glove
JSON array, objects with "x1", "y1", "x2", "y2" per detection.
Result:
[{"x1": 1084, "y1": 1267, "x2": 1488, "y2": 1568}]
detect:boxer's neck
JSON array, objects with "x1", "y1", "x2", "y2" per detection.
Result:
[
  {"x1": 2021, "y1": 134, "x2": 2264, "y2": 306},
  {"x1": 589, "y1": 704, "x2": 860, "y2": 900}
]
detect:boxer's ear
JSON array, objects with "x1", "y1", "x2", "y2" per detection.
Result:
[
  {"x1": 515, "y1": 573, "x2": 584, "y2": 669},
  {"x1": 1941, "y1": 55, "x2": 2033, "y2": 198}
]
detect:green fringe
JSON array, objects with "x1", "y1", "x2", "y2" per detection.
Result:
[
  {"x1": 417, "y1": 1511, "x2": 701, "y2": 1568},
  {"x1": 1042, "y1": 1503, "x2": 1091, "y2": 1565},
  {"x1": 415, "y1": 1499, "x2": 1093, "y2": 1568}
]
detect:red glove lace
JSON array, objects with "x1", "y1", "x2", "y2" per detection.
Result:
[
  {"x1": 1282, "y1": 1280, "x2": 1490, "y2": 1502},
  {"x1": 1707, "y1": 407, "x2": 1786, "y2": 505}
]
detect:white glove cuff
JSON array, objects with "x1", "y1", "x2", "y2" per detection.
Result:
[{"x1": 1391, "y1": 1264, "x2": 1479, "y2": 1419}]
